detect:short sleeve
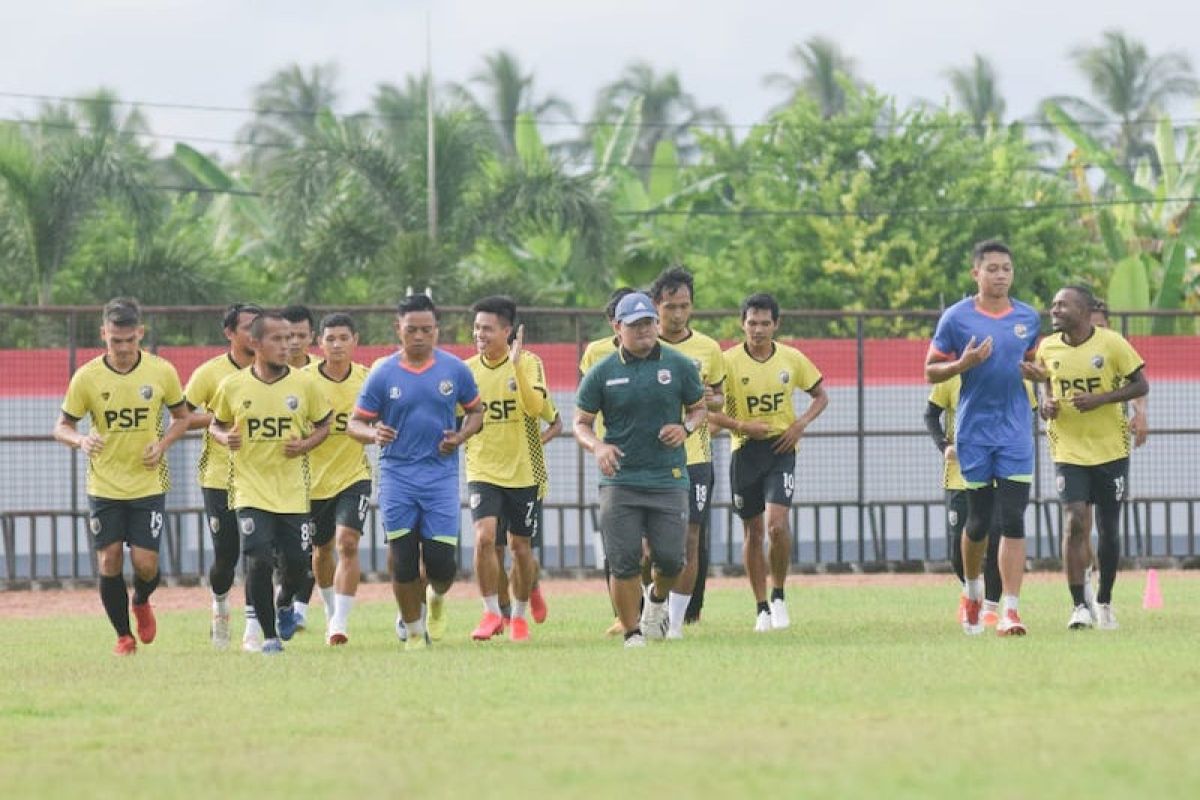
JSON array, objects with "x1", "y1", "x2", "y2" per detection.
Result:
[
  {"x1": 355, "y1": 364, "x2": 385, "y2": 419},
  {"x1": 705, "y1": 341, "x2": 726, "y2": 387},
  {"x1": 576, "y1": 364, "x2": 602, "y2": 414},
  {"x1": 185, "y1": 364, "x2": 214, "y2": 410},
  {"x1": 456, "y1": 361, "x2": 480, "y2": 410},
  {"x1": 929, "y1": 310, "x2": 960, "y2": 362},
  {"x1": 306, "y1": 375, "x2": 331, "y2": 424},
  {"x1": 160, "y1": 361, "x2": 185, "y2": 407},
  {"x1": 1112, "y1": 334, "x2": 1145, "y2": 379},
  {"x1": 540, "y1": 390, "x2": 559, "y2": 423},
  {"x1": 61, "y1": 371, "x2": 89, "y2": 420},
  {"x1": 792, "y1": 350, "x2": 823, "y2": 392},
  {"x1": 680, "y1": 356, "x2": 704, "y2": 406},
  {"x1": 210, "y1": 380, "x2": 233, "y2": 425}
]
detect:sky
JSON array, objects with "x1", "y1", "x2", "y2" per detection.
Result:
[{"x1": 2, "y1": 0, "x2": 1199, "y2": 157}]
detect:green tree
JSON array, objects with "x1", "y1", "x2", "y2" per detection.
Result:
[
  {"x1": 764, "y1": 36, "x2": 861, "y2": 118},
  {"x1": 240, "y1": 63, "x2": 341, "y2": 170},
  {"x1": 944, "y1": 54, "x2": 1006, "y2": 135},
  {"x1": 453, "y1": 50, "x2": 573, "y2": 158}
]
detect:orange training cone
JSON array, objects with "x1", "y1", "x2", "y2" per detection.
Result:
[{"x1": 1142, "y1": 568, "x2": 1163, "y2": 610}]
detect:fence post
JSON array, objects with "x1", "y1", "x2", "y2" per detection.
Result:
[{"x1": 856, "y1": 314, "x2": 866, "y2": 563}]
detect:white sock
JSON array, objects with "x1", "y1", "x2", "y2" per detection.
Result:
[
  {"x1": 1003, "y1": 594, "x2": 1019, "y2": 613},
  {"x1": 483, "y1": 594, "x2": 501, "y2": 615},
  {"x1": 1083, "y1": 567, "x2": 1096, "y2": 605},
  {"x1": 407, "y1": 618, "x2": 426, "y2": 638},
  {"x1": 966, "y1": 577, "x2": 984, "y2": 601},
  {"x1": 293, "y1": 601, "x2": 308, "y2": 619},
  {"x1": 512, "y1": 600, "x2": 528, "y2": 620},
  {"x1": 983, "y1": 599, "x2": 999, "y2": 613},
  {"x1": 319, "y1": 586, "x2": 335, "y2": 617},
  {"x1": 244, "y1": 616, "x2": 262, "y2": 636},
  {"x1": 332, "y1": 594, "x2": 354, "y2": 629},
  {"x1": 667, "y1": 591, "x2": 691, "y2": 633},
  {"x1": 212, "y1": 591, "x2": 229, "y2": 615}
]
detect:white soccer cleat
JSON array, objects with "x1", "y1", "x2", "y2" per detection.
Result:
[
  {"x1": 1067, "y1": 604, "x2": 1094, "y2": 630},
  {"x1": 395, "y1": 613, "x2": 408, "y2": 642},
  {"x1": 665, "y1": 628, "x2": 684, "y2": 641},
  {"x1": 623, "y1": 632, "x2": 646, "y2": 649},
  {"x1": 754, "y1": 610, "x2": 772, "y2": 633},
  {"x1": 211, "y1": 611, "x2": 231, "y2": 650},
  {"x1": 242, "y1": 626, "x2": 264, "y2": 653},
  {"x1": 996, "y1": 608, "x2": 1028, "y2": 637},
  {"x1": 641, "y1": 599, "x2": 668, "y2": 641},
  {"x1": 1096, "y1": 603, "x2": 1119, "y2": 630},
  {"x1": 1083, "y1": 567, "x2": 1098, "y2": 622},
  {"x1": 769, "y1": 598, "x2": 790, "y2": 629}
]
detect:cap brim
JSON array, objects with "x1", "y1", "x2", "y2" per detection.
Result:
[{"x1": 618, "y1": 312, "x2": 658, "y2": 324}]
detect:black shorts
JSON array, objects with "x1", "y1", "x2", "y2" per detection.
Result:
[
  {"x1": 88, "y1": 494, "x2": 165, "y2": 552},
  {"x1": 236, "y1": 507, "x2": 311, "y2": 563},
  {"x1": 1055, "y1": 458, "x2": 1128, "y2": 510},
  {"x1": 310, "y1": 480, "x2": 372, "y2": 546},
  {"x1": 468, "y1": 482, "x2": 540, "y2": 540},
  {"x1": 687, "y1": 463, "x2": 714, "y2": 526},
  {"x1": 730, "y1": 439, "x2": 797, "y2": 520},
  {"x1": 202, "y1": 487, "x2": 237, "y2": 542}
]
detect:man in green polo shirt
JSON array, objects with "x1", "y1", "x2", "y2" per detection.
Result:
[{"x1": 574, "y1": 291, "x2": 707, "y2": 648}]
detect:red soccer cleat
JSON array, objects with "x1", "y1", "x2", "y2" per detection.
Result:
[
  {"x1": 471, "y1": 612, "x2": 505, "y2": 641},
  {"x1": 957, "y1": 595, "x2": 968, "y2": 624},
  {"x1": 113, "y1": 635, "x2": 137, "y2": 656},
  {"x1": 996, "y1": 609, "x2": 1027, "y2": 636},
  {"x1": 529, "y1": 585, "x2": 548, "y2": 624},
  {"x1": 132, "y1": 602, "x2": 157, "y2": 644},
  {"x1": 508, "y1": 617, "x2": 530, "y2": 642},
  {"x1": 962, "y1": 598, "x2": 984, "y2": 635},
  {"x1": 327, "y1": 632, "x2": 348, "y2": 646}
]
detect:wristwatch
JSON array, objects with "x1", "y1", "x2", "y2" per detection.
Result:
[{"x1": 683, "y1": 419, "x2": 697, "y2": 435}]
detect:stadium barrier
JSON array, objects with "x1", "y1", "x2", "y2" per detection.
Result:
[{"x1": 2, "y1": 305, "x2": 1197, "y2": 588}]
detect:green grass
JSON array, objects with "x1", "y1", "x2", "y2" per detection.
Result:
[{"x1": 3, "y1": 577, "x2": 1200, "y2": 799}]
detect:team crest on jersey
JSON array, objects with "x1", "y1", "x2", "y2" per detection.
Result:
[
  {"x1": 657, "y1": 369, "x2": 672, "y2": 385},
  {"x1": 389, "y1": 386, "x2": 402, "y2": 399},
  {"x1": 1052, "y1": 361, "x2": 1060, "y2": 370},
  {"x1": 139, "y1": 385, "x2": 153, "y2": 400},
  {"x1": 242, "y1": 399, "x2": 252, "y2": 408},
  {"x1": 101, "y1": 392, "x2": 110, "y2": 401},
  {"x1": 469, "y1": 492, "x2": 481, "y2": 509},
  {"x1": 284, "y1": 395, "x2": 299, "y2": 411},
  {"x1": 779, "y1": 371, "x2": 790, "y2": 384},
  {"x1": 240, "y1": 517, "x2": 255, "y2": 536},
  {"x1": 89, "y1": 516, "x2": 102, "y2": 536},
  {"x1": 507, "y1": 377, "x2": 517, "y2": 392},
  {"x1": 439, "y1": 380, "x2": 454, "y2": 396},
  {"x1": 741, "y1": 377, "x2": 750, "y2": 385},
  {"x1": 1092, "y1": 355, "x2": 1104, "y2": 369},
  {"x1": 1014, "y1": 323, "x2": 1028, "y2": 338}
]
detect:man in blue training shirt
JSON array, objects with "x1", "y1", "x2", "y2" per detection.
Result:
[
  {"x1": 925, "y1": 240, "x2": 1041, "y2": 637},
  {"x1": 349, "y1": 293, "x2": 482, "y2": 650}
]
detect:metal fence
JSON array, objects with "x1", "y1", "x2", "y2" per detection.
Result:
[{"x1": 2, "y1": 304, "x2": 1198, "y2": 587}]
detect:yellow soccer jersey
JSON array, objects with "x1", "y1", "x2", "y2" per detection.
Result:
[
  {"x1": 304, "y1": 361, "x2": 371, "y2": 500},
  {"x1": 579, "y1": 335, "x2": 618, "y2": 440},
  {"x1": 723, "y1": 342, "x2": 823, "y2": 453},
  {"x1": 465, "y1": 352, "x2": 550, "y2": 489},
  {"x1": 1037, "y1": 326, "x2": 1145, "y2": 466},
  {"x1": 211, "y1": 367, "x2": 331, "y2": 514},
  {"x1": 185, "y1": 353, "x2": 246, "y2": 490},
  {"x1": 660, "y1": 329, "x2": 726, "y2": 465},
  {"x1": 61, "y1": 351, "x2": 186, "y2": 499},
  {"x1": 929, "y1": 377, "x2": 1039, "y2": 490}
]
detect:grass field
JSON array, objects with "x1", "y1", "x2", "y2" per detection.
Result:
[{"x1": 3, "y1": 574, "x2": 1200, "y2": 799}]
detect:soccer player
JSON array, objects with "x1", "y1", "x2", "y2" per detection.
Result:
[
  {"x1": 53, "y1": 298, "x2": 191, "y2": 655},
  {"x1": 1033, "y1": 286, "x2": 1148, "y2": 630},
  {"x1": 464, "y1": 296, "x2": 551, "y2": 642},
  {"x1": 301, "y1": 313, "x2": 371, "y2": 645},
  {"x1": 709, "y1": 293, "x2": 828, "y2": 633},
  {"x1": 347, "y1": 294, "x2": 482, "y2": 651},
  {"x1": 650, "y1": 266, "x2": 726, "y2": 637},
  {"x1": 209, "y1": 312, "x2": 331, "y2": 654},
  {"x1": 185, "y1": 302, "x2": 263, "y2": 650},
  {"x1": 574, "y1": 291, "x2": 706, "y2": 648},
  {"x1": 283, "y1": 304, "x2": 317, "y2": 370},
  {"x1": 926, "y1": 239, "x2": 1041, "y2": 636}
]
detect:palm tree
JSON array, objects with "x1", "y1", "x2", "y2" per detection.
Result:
[
  {"x1": 240, "y1": 63, "x2": 341, "y2": 169},
  {"x1": 944, "y1": 54, "x2": 1006, "y2": 135},
  {"x1": 453, "y1": 50, "x2": 573, "y2": 158},
  {"x1": 0, "y1": 100, "x2": 156, "y2": 305},
  {"x1": 1048, "y1": 30, "x2": 1199, "y2": 171},
  {"x1": 593, "y1": 62, "x2": 726, "y2": 171},
  {"x1": 764, "y1": 36, "x2": 860, "y2": 118}
]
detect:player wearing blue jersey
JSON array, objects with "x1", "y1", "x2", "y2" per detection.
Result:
[
  {"x1": 348, "y1": 294, "x2": 482, "y2": 651},
  {"x1": 926, "y1": 240, "x2": 1041, "y2": 637}
]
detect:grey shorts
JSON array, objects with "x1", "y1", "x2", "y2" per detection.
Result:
[{"x1": 598, "y1": 485, "x2": 687, "y2": 579}]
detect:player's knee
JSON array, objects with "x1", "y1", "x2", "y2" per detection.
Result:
[
  {"x1": 996, "y1": 506, "x2": 1026, "y2": 539},
  {"x1": 335, "y1": 532, "x2": 359, "y2": 559},
  {"x1": 475, "y1": 527, "x2": 497, "y2": 550},
  {"x1": 508, "y1": 535, "x2": 531, "y2": 557},
  {"x1": 422, "y1": 541, "x2": 457, "y2": 584},
  {"x1": 245, "y1": 551, "x2": 274, "y2": 583},
  {"x1": 388, "y1": 539, "x2": 420, "y2": 584},
  {"x1": 96, "y1": 544, "x2": 124, "y2": 576}
]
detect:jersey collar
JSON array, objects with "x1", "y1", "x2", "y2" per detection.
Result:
[
  {"x1": 102, "y1": 350, "x2": 143, "y2": 375},
  {"x1": 618, "y1": 342, "x2": 663, "y2": 363},
  {"x1": 742, "y1": 341, "x2": 776, "y2": 363}
]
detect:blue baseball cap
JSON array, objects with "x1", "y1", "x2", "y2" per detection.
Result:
[{"x1": 614, "y1": 292, "x2": 658, "y2": 324}]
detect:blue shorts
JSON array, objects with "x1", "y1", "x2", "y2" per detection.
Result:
[
  {"x1": 379, "y1": 484, "x2": 459, "y2": 545},
  {"x1": 957, "y1": 441, "x2": 1034, "y2": 487}
]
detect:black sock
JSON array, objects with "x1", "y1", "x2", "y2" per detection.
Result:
[
  {"x1": 100, "y1": 575, "x2": 131, "y2": 637},
  {"x1": 770, "y1": 587, "x2": 785, "y2": 602},
  {"x1": 247, "y1": 556, "x2": 278, "y2": 638},
  {"x1": 1069, "y1": 584, "x2": 1086, "y2": 607},
  {"x1": 756, "y1": 600, "x2": 770, "y2": 614},
  {"x1": 624, "y1": 627, "x2": 642, "y2": 640},
  {"x1": 132, "y1": 571, "x2": 160, "y2": 606},
  {"x1": 499, "y1": 603, "x2": 512, "y2": 618}
]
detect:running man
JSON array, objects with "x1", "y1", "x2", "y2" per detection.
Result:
[
  {"x1": 574, "y1": 291, "x2": 707, "y2": 648},
  {"x1": 209, "y1": 312, "x2": 331, "y2": 654},
  {"x1": 926, "y1": 239, "x2": 1041, "y2": 636},
  {"x1": 464, "y1": 296, "x2": 551, "y2": 642},
  {"x1": 302, "y1": 313, "x2": 371, "y2": 645},
  {"x1": 710, "y1": 293, "x2": 828, "y2": 633},
  {"x1": 650, "y1": 266, "x2": 726, "y2": 637},
  {"x1": 1033, "y1": 286, "x2": 1148, "y2": 630},
  {"x1": 348, "y1": 293, "x2": 482, "y2": 651},
  {"x1": 185, "y1": 302, "x2": 263, "y2": 650},
  {"x1": 54, "y1": 298, "x2": 191, "y2": 654}
]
